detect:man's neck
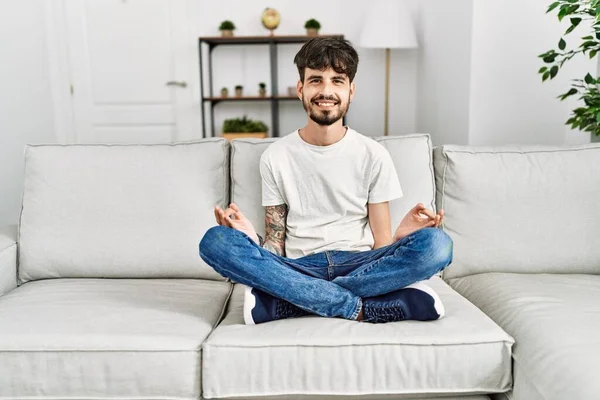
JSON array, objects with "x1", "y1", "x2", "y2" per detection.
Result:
[{"x1": 298, "y1": 120, "x2": 347, "y2": 146}]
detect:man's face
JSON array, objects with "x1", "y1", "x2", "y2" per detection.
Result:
[{"x1": 297, "y1": 67, "x2": 355, "y2": 126}]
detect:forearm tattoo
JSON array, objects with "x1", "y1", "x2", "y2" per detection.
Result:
[{"x1": 264, "y1": 204, "x2": 287, "y2": 257}]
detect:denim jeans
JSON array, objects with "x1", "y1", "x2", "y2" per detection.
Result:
[{"x1": 199, "y1": 226, "x2": 453, "y2": 320}]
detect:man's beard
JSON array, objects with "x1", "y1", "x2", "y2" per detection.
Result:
[{"x1": 302, "y1": 94, "x2": 350, "y2": 126}]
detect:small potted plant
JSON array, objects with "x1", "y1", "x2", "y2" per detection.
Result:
[
  {"x1": 222, "y1": 116, "x2": 269, "y2": 140},
  {"x1": 220, "y1": 87, "x2": 228, "y2": 98},
  {"x1": 235, "y1": 85, "x2": 243, "y2": 97},
  {"x1": 305, "y1": 19, "x2": 321, "y2": 36},
  {"x1": 258, "y1": 82, "x2": 267, "y2": 97},
  {"x1": 219, "y1": 20, "x2": 235, "y2": 37}
]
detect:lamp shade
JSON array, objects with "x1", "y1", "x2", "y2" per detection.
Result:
[{"x1": 359, "y1": 0, "x2": 418, "y2": 49}]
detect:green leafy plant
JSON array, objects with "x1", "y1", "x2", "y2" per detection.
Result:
[
  {"x1": 223, "y1": 116, "x2": 268, "y2": 133},
  {"x1": 304, "y1": 19, "x2": 321, "y2": 30},
  {"x1": 235, "y1": 85, "x2": 243, "y2": 90},
  {"x1": 219, "y1": 20, "x2": 235, "y2": 30},
  {"x1": 259, "y1": 82, "x2": 266, "y2": 89},
  {"x1": 539, "y1": 0, "x2": 600, "y2": 136}
]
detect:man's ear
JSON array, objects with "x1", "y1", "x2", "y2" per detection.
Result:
[
  {"x1": 349, "y1": 81, "x2": 356, "y2": 103},
  {"x1": 296, "y1": 80, "x2": 303, "y2": 100}
]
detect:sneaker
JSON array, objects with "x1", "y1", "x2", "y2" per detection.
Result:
[
  {"x1": 362, "y1": 281, "x2": 445, "y2": 323},
  {"x1": 243, "y1": 285, "x2": 311, "y2": 325}
]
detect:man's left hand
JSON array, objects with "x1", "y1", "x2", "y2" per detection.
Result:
[{"x1": 393, "y1": 203, "x2": 444, "y2": 242}]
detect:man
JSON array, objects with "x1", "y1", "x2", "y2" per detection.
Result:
[{"x1": 199, "y1": 37, "x2": 453, "y2": 325}]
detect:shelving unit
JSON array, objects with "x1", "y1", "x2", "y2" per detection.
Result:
[{"x1": 198, "y1": 34, "x2": 344, "y2": 138}]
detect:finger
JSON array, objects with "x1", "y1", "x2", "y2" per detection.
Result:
[
  {"x1": 221, "y1": 209, "x2": 234, "y2": 228},
  {"x1": 435, "y1": 215, "x2": 441, "y2": 228},
  {"x1": 413, "y1": 203, "x2": 425, "y2": 211},
  {"x1": 214, "y1": 206, "x2": 223, "y2": 225},
  {"x1": 230, "y1": 204, "x2": 246, "y2": 219},
  {"x1": 223, "y1": 208, "x2": 236, "y2": 221},
  {"x1": 419, "y1": 208, "x2": 436, "y2": 220}
]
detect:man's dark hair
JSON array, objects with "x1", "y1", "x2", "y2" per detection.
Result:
[{"x1": 294, "y1": 37, "x2": 359, "y2": 83}]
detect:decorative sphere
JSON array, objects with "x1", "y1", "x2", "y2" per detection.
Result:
[{"x1": 261, "y1": 8, "x2": 281, "y2": 30}]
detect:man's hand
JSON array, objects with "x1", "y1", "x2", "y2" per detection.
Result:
[
  {"x1": 214, "y1": 203, "x2": 260, "y2": 244},
  {"x1": 393, "y1": 203, "x2": 444, "y2": 242}
]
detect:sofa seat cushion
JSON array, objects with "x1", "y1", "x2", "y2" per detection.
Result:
[
  {"x1": 0, "y1": 278, "x2": 232, "y2": 399},
  {"x1": 202, "y1": 276, "x2": 514, "y2": 399},
  {"x1": 448, "y1": 273, "x2": 600, "y2": 400}
]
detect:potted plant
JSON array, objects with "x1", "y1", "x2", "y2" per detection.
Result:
[
  {"x1": 220, "y1": 87, "x2": 228, "y2": 98},
  {"x1": 235, "y1": 85, "x2": 243, "y2": 97},
  {"x1": 305, "y1": 19, "x2": 321, "y2": 36},
  {"x1": 258, "y1": 82, "x2": 267, "y2": 97},
  {"x1": 219, "y1": 20, "x2": 235, "y2": 37},
  {"x1": 222, "y1": 116, "x2": 269, "y2": 140},
  {"x1": 538, "y1": 0, "x2": 600, "y2": 141}
]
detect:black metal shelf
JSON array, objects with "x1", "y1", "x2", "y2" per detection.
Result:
[{"x1": 198, "y1": 34, "x2": 343, "y2": 138}]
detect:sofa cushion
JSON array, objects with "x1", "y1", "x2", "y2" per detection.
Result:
[
  {"x1": 0, "y1": 278, "x2": 232, "y2": 399},
  {"x1": 433, "y1": 144, "x2": 600, "y2": 279},
  {"x1": 202, "y1": 276, "x2": 513, "y2": 398},
  {"x1": 19, "y1": 140, "x2": 229, "y2": 282},
  {"x1": 230, "y1": 134, "x2": 436, "y2": 240},
  {"x1": 448, "y1": 273, "x2": 600, "y2": 400},
  {"x1": 0, "y1": 225, "x2": 17, "y2": 296}
]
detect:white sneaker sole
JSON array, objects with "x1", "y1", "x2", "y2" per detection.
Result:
[
  {"x1": 405, "y1": 281, "x2": 445, "y2": 319},
  {"x1": 243, "y1": 285, "x2": 256, "y2": 325}
]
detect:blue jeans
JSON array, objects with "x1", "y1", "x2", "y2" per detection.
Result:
[{"x1": 199, "y1": 226, "x2": 453, "y2": 320}]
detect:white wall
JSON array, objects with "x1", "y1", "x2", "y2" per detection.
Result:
[
  {"x1": 0, "y1": 1, "x2": 56, "y2": 226},
  {"x1": 189, "y1": 0, "x2": 419, "y2": 138},
  {"x1": 416, "y1": 0, "x2": 474, "y2": 146},
  {"x1": 1, "y1": 0, "x2": 597, "y2": 225},
  {"x1": 468, "y1": 0, "x2": 595, "y2": 146}
]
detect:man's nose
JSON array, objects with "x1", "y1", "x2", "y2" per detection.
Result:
[{"x1": 319, "y1": 83, "x2": 336, "y2": 97}]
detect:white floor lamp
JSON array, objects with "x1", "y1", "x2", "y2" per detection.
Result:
[{"x1": 359, "y1": 0, "x2": 418, "y2": 136}]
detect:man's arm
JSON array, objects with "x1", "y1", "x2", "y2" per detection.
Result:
[
  {"x1": 368, "y1": 201, "x2": 394, "y2": 249},
  {"x1": 261, "y1": 204, "x2": 287, "y2": 256}
]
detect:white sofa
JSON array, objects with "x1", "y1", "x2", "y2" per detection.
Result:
[{"x1": 0, "y1": 134, "x2": 595, "y2": 399}]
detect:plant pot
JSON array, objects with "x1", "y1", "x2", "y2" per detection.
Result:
[
  {"x1": 220, "y1": 89, "x2": 228, "y2": 98},
  {"x1": 222, "y1": 132, "x2": 268, "y2": 141},
  {"x1": 221, "y1": 30, "x2": 234, "y2": 37},
  {"x1": 287, "y1": 86, "x2": 296, "y2": 97},
  {"x1": 259, "y1": 88, "x2": 267, "y2": 97},
  {"x1": 306, "y1": 28, "x2": 319, "y2": 36},
  {"x1": 235, "y1": 88, "x2": 243, "y2": 97}
]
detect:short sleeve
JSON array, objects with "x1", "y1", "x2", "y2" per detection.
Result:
[
  {"x1": 260, "y1": 156, "x2": 285, "y2": 206},
  {"x1": 368, "y1": 148, "x2": 403, "y2": 204}
]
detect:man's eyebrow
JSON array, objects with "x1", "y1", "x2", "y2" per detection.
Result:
[
  {"x1": 332, "y1": 75, "x2": 347, "y2": 80},
  {"x1": 306, "y1": 74, "x2": 323, "y2": 80}
]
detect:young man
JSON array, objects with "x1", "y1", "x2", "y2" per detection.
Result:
[{"x1": 199, "y1": 38, "x2": 453, "y2": 325}]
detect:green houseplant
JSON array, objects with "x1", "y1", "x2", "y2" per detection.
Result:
[
  {"x1": 222, "y1": 116, "x2": 268, "y2": 137},
  {"x1": 539, "y1": 0, "x2": 600, "y2": 139},
  {"x1": 258, "y1": 82, "x2": 267, "y2": 97},
  {"x1": 235, "y1": 85, "x2": 243, "y2": 97},
  {"x1": 305, "y1": 19, "x2": 321, "y2": 36},
  {"x1": 219, "y1": 20, "x2": 235, "y2": 37}
]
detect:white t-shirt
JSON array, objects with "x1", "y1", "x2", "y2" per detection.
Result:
[{"x1": 260, "y1": 127, "x2": 403, "y2": 259}]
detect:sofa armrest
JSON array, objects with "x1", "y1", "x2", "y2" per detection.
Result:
[{"x1": 0, "y1": 225, "x2": 18, "y2": 296}]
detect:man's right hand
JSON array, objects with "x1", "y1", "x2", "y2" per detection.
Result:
[{"x1": 214, "y1": 203, "x2": 260, "y2": 244}]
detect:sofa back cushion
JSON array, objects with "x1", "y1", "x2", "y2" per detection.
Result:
[
  {"x1": 230, "y1": 134, "x2": 436, "y2": 243},
  {"x1": 434, "y1": 143, "x2": 600, "y2": 279},
  {"x1": 19, "y1": 140, "x2": 229, "y2": 283}
]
